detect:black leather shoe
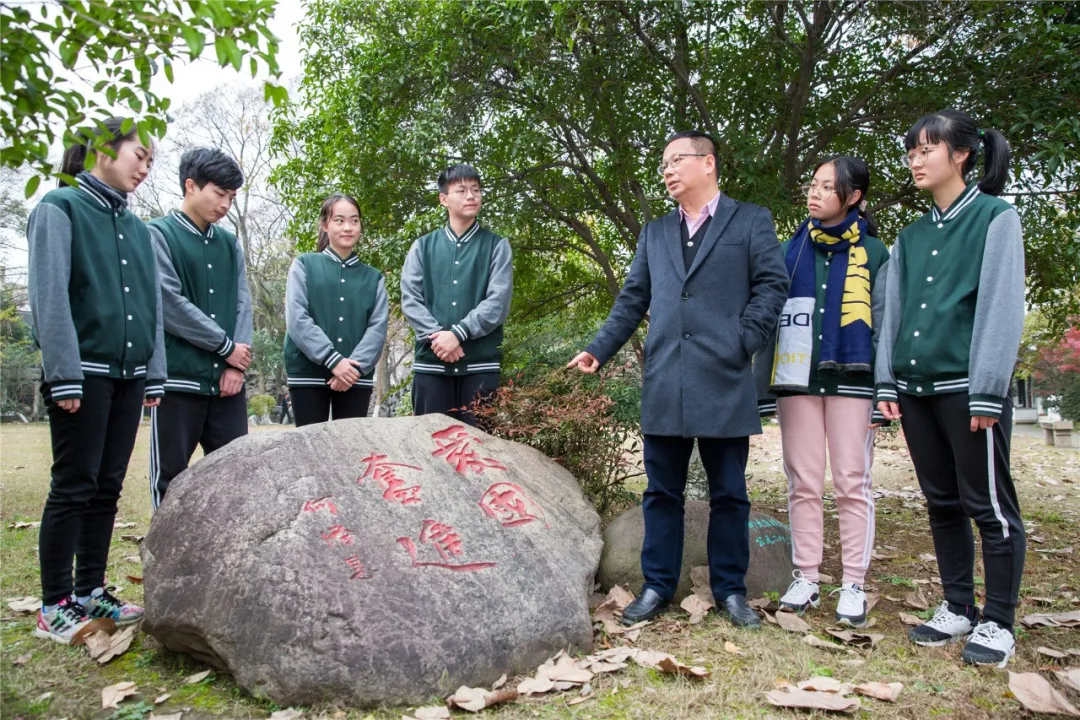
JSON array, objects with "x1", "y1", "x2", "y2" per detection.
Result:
[
  {"x1": 721, "y1": 594, "x2": 761, "y2": 629},
  {"x1": 621, "y1": 588, "x2": 669, "y2": 625}
]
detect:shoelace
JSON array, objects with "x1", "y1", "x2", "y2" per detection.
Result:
[
  {"x1": 924, "y1": 601, "x2": 960, "y2": 629},
  {"x1": 55, "y1": 601, "x2": 88, "y2": 628},
  {"x1": 786, "y1": 571, "x2": 816, "y2": 596},
  {"x1": 969, "y1": 622, "x2": 1007, "y2": 645},
  {"x1": 94, "y1": 591, "x2": 124, "y2": 612}
]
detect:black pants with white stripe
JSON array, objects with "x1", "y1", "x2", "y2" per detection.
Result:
[
  {"x1": 290, "y1": 386, "x2": 372, "y2": 427},
  {"x1": 150, "y1": 390, "x2": 247, "y2": 510},
  {"x1": 40, "y1": 377, "x2": 145, "y2": 605},
  {"x1": 899, "y1": 392, "x2": 1025, "y2": 628},
  {"x1": 412, "y1": 372, "x2": 499, "y2": 427}
]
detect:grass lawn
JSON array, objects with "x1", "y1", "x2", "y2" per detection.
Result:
[{"x1": 2, "y1": 421, "x2": 1078, "y2": 719}]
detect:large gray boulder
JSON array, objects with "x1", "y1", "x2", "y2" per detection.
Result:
[
  {"x1": 142, "y1": 415, "x2": 602, "y2": 707},
  {"x1": 597, "y1": 501, "x2": 795, "y2": 601}
]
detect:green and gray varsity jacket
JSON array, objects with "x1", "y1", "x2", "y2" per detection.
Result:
[
  {"x1": 284, "y1": 248, "x2": 388, "y2": 388},
  {"x1": 27, "y1": 172, "x2": 166, "y2": 401},
  {"x1": 874, "y1": 183, "x2": 1025, "y2": 419},
  {"x1": 755, "y1": 232, "x2": 890, "y2": 423},
  {"x1": 148, "y1": 210, "x2": 253, "y2": 396},
  {"x1": 400, "y1": 221, "x2": 513, "y2": 376}
]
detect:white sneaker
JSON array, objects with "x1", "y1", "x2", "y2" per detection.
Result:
[
  {"x1": 909, "y1": 600, "x2": 975, "y2": 647},
  {"x1": 832, "y1": 583, "x2": 868, "y2": 627},
  {"x1": 962, "y1": 621, "x2": 1016, "y2": 668},
  {"x1": 32, "y1": 597, "x2": 94, "y2": 645},
  {"x1": 779, "y1": 570, "x2": 820, "y2": 614}
]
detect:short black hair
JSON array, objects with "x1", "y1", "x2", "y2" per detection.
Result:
[
  {"x1": 437, "y1": 163, "x2": 482, "y2": 194},
  {"x1": 178, "y1": 147, "x2": 244, "y2": 195},
  {"x1": 664, "y1": 130, "x2": 719, "y2": 177}
]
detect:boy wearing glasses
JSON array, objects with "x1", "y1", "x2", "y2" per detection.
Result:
[
  {"x1": 568, "y1": 131, "x2": 788, "y2": 629},
  {"x1": 401, "y1": 164, "x2": 513, "y2": 426}
]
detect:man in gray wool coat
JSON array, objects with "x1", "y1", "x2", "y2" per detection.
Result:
[{"x1": 568, "y1": 130, "x2": 789, "y2": 628}]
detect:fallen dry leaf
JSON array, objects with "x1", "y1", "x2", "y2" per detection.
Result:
[
  {"x1": 447, "y1": 685, "x2": 517, "y2": 713},
  {"x1": 628, "y1": 648, "x2": 676, "y2": 669},
  {"x1": 101, "y1": 681, "x2": 138, "y2": 709},
  {"x1": 765, "y1": 688, "x2": 861, "y2": 713},
  {"x1": 918, "y1": 553, "x2": 937, "y2": 563},
  {"x1": 657, "y1": 656, "x2": 711, "y2": 678},
  {"x1": 13, "y1": 652, "x2": 31, "y2": 667},
  {"x1": 748, "y1": 597, "x2": 775, "y2": 611},
  {"x1": 825, "y1": 627, "x2": 885, "y2": 648},
  {"x1": 1069, "y1": 650, "x2": 1080, "y2": 658},
  {"x1": 1028, "y1": 597, "x2": 1057, "y2": 605},
  {"x1": 797, "y1": 676, "x2": 854, "y2": 694},
  {"x1": 723, "y1": 641, "x2": 745, "y2": 656},
  {"x1": 1039, "y1": 647, "x2": 1070, "y2": 661},
  {"x1": 1008, "y1": 671, "x2": 1080, "y2": 717},
  {"x1": 903, "y1": 588, "x2": 929, "y2": 611},
  {"x1": 802, "y1": 634, "x2": 851, "y2": 653},
  {"x1": 606, "y1": 585, "x2": 635, "y2": 610},
  {"x1": 114, "y1": 521, "x2": 137, "y2": 529},
  {"x1": 680, "y1": 593, "x2": 714, "y2": 624},
  {"x1": 818, "y1": 573, "x2": 834, "y2": 584},
  {"x1": 410, "y1": 707, "x2": 451, "y2": 720},
  {"x1": 865, "y1": 593, "x2": 880, "y2": 613},
  {"x1": 119, "y1": 534, "x2": 145, "y2": 543},
  {"x1": 774, "y1": 609, "x2": 812, "y2": 633},
  {"x1": 537, "y1": 654, "x2": 594, "y2": 685},
  {"x1": 689, "y1": 565, "x2": 715, "y2": 603},
  {"x1": 517, "y1": 676, "x2": 555, "y2": 695},
  {"x1": 567, "y1": 693, "x2": 595, "y2": 706},
  {"x1": 854, "y1": 681, "x2": 903, "y2": 702},
  {"x1": 870, "y1": 551, "x2": 896, "y2": 561},
  {"x1": 84, "y1": 630, "x2": 113, "y2": 659},
  {"x1": 183, "y1": 670, "x2": 212, "y2": 684},
  {"x1": 154, "y1": 693, "x2": 172, "y2": 705},
  {"x1": 124, "y1": 555, "x2": 141, "y2": 563},
  {"x1": 1021, "y1": 610, "x2": 1080, "y2": 629},
  {"x1": 6, "y1": 596, "x2": 40, "y2": 613},
  {"x1": 149, "y1": 714, "x2": 182, "y2": 720},
  {"x1": 1054, "y1": 668, "x2": 1080, "y2": 693},
  {"x1": 8, "y1": 521, "x2": 40, "y2": 530},
  {"x1": 96, "y1": 625, "x2": 137, "y2": 664},
  {"x1": 126, "y1": 575, "x2": 144, "y2": 585},
  {"x1": 269, "y1": 711, "x2": 303, "y2": 720},
  {"x1": 491, "y1": 673, "x2": 507, "y2": 690},
  {"x1": 899, "y1": 613, "x2": 924, "y2": 627}
]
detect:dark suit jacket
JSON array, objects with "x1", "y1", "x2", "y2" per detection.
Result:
[{"x1": 586, "y1": 193, "x2": 788, "y2": 438}]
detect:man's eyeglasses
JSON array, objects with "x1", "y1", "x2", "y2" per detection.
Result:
[{"x1": 658, "y1": 153, "x2": 708, "y2": 175}]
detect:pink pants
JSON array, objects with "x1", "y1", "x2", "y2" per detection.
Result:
[{"x1": 777, "y1": 395, "x2": 876, "y2": 586}]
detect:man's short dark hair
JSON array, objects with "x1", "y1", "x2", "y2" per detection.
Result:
[
  {"x1": 437, "y1": 163, "x2": 482, "y2": 194},
  {"x1": 664, "y1": 130, "x2": 719, "y2": 177},
  {"x1": 178, "y1": 147, "x2": 244, "y2": 195}
]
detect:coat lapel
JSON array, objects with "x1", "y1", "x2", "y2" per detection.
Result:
[
  {"x1": 661, "y1": 209, "x2": 686, "y2": 282},
  {"x1": 686, "y1": 193, "x2": 737, "y2": 280}
]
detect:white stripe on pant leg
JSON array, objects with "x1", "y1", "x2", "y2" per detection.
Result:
[
  {"x1": 986, "y1": 429, "x2": 1010, "y2": 539},
  {"x1": 777, "y1": 402, "x2": 798, "y2": 569},
  {"x1": 860, "y1": 402, "x2": 877, "y2": 572}
]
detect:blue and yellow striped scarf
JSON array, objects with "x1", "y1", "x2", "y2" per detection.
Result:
[{"x1": 787, "y1": 210, "x2": 873, "y2": 373}]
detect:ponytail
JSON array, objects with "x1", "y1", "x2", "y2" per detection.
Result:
[
  {"x1": 858, "y1": 202, "x2": 880, "y2": 239},
  {"x1": 316, "y1": 192, "x2": 362, "y2": 253},
  {"x1": 904, "y1": 109, "x2": 1012, "y2": 197},
  {"x1": 58, "y1": 117, "x2": 140, "y2": 187}
]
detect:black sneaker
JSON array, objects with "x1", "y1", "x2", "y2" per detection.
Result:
[
  {"x1": 961, "y1": 621, "x2": 1015, "y2": 668},
  {"x1": 908, "y1": 601, "x2": 975, "y2": 647}
]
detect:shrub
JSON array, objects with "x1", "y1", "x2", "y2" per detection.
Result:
[{"x1": 248, "y1": 393, "x2": 276, "y2": 418}]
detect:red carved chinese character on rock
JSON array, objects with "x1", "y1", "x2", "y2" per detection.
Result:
[
  {"x1": 301, "y1": 496, "x2": 338, "y2": 515},
  {"x1": 321, "y1": 524, "x2": 355, "y2": 547},
  {"x1": 479, "y1": 482, "x2": 548, "y2": 528},
  {"x1": 358, "y1": 453, "x2": 423, "y2": 504},
  {"x1": 396, "y1": 519, "x2": 496, "y2": 572},
  {"x1": 431, "y1": 425, "x2": 506, "y2": 475},
  {"x1": 344, "y1": 555, "x2": 373, "y2": 580}
]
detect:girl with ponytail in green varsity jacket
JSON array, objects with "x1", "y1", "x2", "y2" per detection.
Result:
[
  {"x1": 27, "y1": 118, "x2": 166, "y2": 644},
  {"x1": 876, "y1": 110, "x2": 1025, "y2": 668},
  {"x1": 285, "y1": 194, "x2": 388, "y2": 426}
]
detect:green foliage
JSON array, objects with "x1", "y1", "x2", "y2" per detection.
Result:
[
  {"x1": 247, "y1": 393, "x2": 275, "y2": 418},
  {"x1": 275, "y1": 0, "x2": 1080, "y2": 335},
  {"x1": 1058, "y1": 375, "x2": 1080, "y2": 421},
  {"x1": 250, "y1": 327, "x2": 285, "y2": 392},
  {"x1": 1, "y1": 0, "x2": 286, "y2": 191},
  {"x1": 473, "y1": 317, "x2": 642, "y2": 518}
]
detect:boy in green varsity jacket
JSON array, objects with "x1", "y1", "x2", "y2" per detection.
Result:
[
  {"x1": 285, "y1": 193, "x2": 388, "y2": 426},
  {"x1": 147, "y1": 148, "x2": 252, "y2": 510},
  {"x1": 400, "y1": 164, "x2": 513, "y2": 426},
  {"x1": 876, "y1": 110, "x2": 1025, "y2": 668},
  {"x1": 28, "y1": 117, "x2": 165, "y2": 644}
]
